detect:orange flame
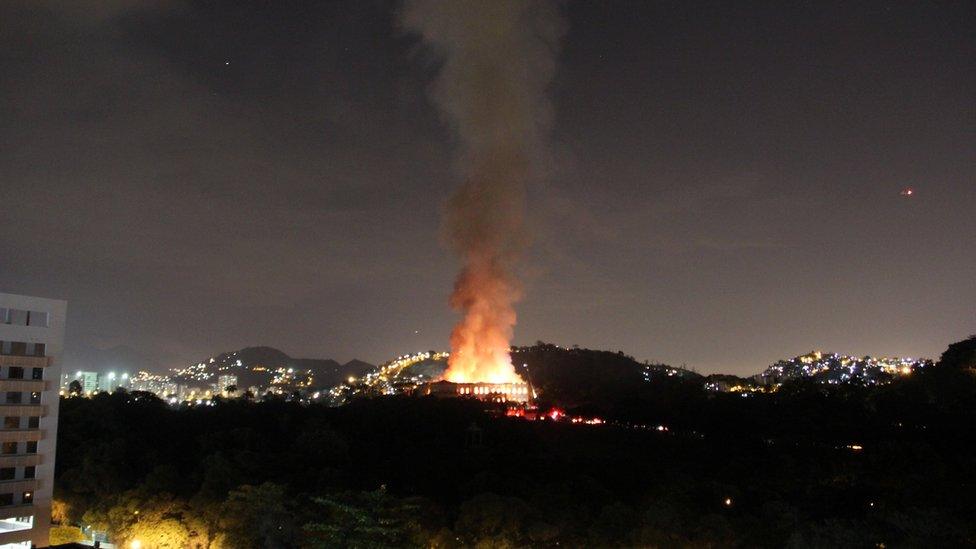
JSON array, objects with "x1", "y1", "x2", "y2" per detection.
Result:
[{"x1": 444, "y1": 253, "x2": 523, "y2": 384}]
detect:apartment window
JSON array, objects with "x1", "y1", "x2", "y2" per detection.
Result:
[
  {"x1": 3, "y1": 417, "x2": 18, "y2": 429},
  {"x1": 1, "y1": 443, "x2": 17, "y2": 455},
  {"x1": 27, "y1": 311, "x2": 48, "y2": 327},
  {"x1": 34, "y1": 343, "x2": 45, "y2": 357},
  {"x1": 9, "y1": 342, "x2": 26, "y2": 356},
  {"x1": 0, "y1": 308, "x2": 8, "y2": 324},
  {"x1": 21, "y1": 491, "x2": 32, "y2": 504},
  {"x1": 24, "y1": 466, "x2": 35, "y2": 479},
  {"x1": 8, "y1": 309, "x2": 28, "y2": 326},
  {"x1": 0, "y1": 468, "x2": 13, "y2": 480},
  {"x1": 27, "y1": 417, "x2": 39, "y2": 429},
  {"x1": 25, "y1": 441, "x2": 37, "y2": 454},
  {"x1": 32, "y1": 368, "x2": 43, "y2": 380},
  {"x1": 0, "y1": 341, "x2": 9, "y2": 355},
  {"x1": 7, "y1": 367, "x2": 24, "y2": 380},
  {"x1": 0, "y1": 493, "x2": 13, "y2": 506},
  {"x1": 30, "y1": 392, "x2": 40, "y2": 404},
  {"x1": 5, "y1": 392, "x2": 22, "y2": 404}
]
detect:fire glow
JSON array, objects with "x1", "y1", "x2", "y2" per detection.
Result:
[{"x1": 445, "y1": 260, "x2": 523, "y2": 384}]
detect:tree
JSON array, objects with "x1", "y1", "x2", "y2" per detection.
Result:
[
  {"x1": 49, "y1": 525, "x2": 86, "y2": 545},
  {"x1": 304, "y1": 488, "x2": 431, "y2": 548},
  {"x1": 219, "y1": 483, "x2": 301, "y2": 549},
  {"x1": 81, "y1": 490, "x2": 211, "y2": 549},
  {"x1": 51, "y1": 499, "x2": 70, "y2": 525},
  {"x1": 127, "y1": 518, "x2": 191, "y2": 549},
  {"x1": 937, "y1": 335, "x2": 976, "y2": 370},
  {"x1": 454, "y1": 493, "x2": 531, "y2": 547},
  {"x1": 69, "y1": 379, "x2": 82, "y2": 396}
]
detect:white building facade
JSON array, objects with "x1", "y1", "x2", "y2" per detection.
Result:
[{"x1": 0, "y1": 293, "x2": 66, "y2": 548}]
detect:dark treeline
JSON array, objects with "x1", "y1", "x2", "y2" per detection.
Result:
[{"x1": 54, "y1": 337, "x2": 976, "y2": 548}]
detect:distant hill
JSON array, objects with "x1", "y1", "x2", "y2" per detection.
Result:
[
  {"x1": 172, "y1": 346, "x2": 373, "y2": 391},
  {"x1": 338, "y1": 359, "x2": 375, "y2": 376},
  {"x1": 339, "y1": 344, "x2": 936, "y2": 412},
  {"x1": 514, "y1": 343, "x2": 699, "y2": 410},
  {"x1": 350, "y1": 343, "x2": 699, "y2": 411},
  {"x1": 757, "y1": 351, "x2": 932, "y2": 386}
]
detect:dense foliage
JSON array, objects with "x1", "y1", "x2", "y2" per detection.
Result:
[{"x1": 54, "y1": 338, "x2": 976, "y2": 547}]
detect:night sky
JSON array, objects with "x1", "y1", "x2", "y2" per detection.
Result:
[{"x1": 1, "y1": 1, "x2": 973, "y2": 374}]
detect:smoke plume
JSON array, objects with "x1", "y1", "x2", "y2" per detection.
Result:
[{"x1": 401, "y1": 0, "x2": 565, "y2": 384}]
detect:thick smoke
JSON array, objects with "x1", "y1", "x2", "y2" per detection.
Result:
[{"x1": 401, "y1": 0, "x2": 565, "y2": 384}]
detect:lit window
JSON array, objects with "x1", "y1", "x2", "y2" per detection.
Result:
[{"x1": 0, "y1": 514, "x2": 33, "y2": 532}]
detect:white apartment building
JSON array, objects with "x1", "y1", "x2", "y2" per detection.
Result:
[
  {"x1": 60, "y1": 371, "x2": 97, "y2": 396},
  {"x1": 215, "y1": 374, "x2": 238, "y2": 397},
  {"x1": 0, "y1": 293, "x2": 66, "y2": 548}
]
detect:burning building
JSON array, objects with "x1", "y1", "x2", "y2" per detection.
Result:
[
  {"x1": 423, "y1": 379, "x2": 532, "y2": 403},
  {"x1": 402, "y1": 0, "x2": 565, "y2": 392}
]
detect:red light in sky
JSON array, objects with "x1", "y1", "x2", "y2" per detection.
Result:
[{"x1": 900, "y1": 187, "x2": 915, "y2": 197}]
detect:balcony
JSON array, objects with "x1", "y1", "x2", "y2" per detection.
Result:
[
  {"x1": 0, "y1": 405, "x2": 44, "y2": 417},
  {"x1": 0, "y1": 356, "x2": 50, "y2": 369},
  {"x1": 0, "y1": 455, "x2": 40, "y2": 468},
  {"x1": 0, "y1": 503, "x2": 34, "y2": 522},
  {"x1": 0, "y1": 514, "x2": 34, "y2": 537},
  {"x1": 0, "y1": 479, "x2": 37, "y2": 494},
  {"x1": 0, "y1": 431, "x2": 42, "y2": 444},
  {"x1": 0, "y1": 380, "x2": 46, "y2": 393}
]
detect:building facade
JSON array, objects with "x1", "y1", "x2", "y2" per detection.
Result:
[
  {"x1": 61, "y1": 371, "x2": 97, "y2": 396},
  {"x1": 0, "y1": 293, "x2": 66, "y2": 548},
  {"x1": 424, "y1": 380, "x2": 531, "y2": 403},
  {"x1": 99, "y1": 372, "x2": 129, "y2": 394},
  {"x1": 215, "y1": 374, "x2": 238, "y2": 397}
]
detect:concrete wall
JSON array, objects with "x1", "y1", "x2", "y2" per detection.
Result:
[{"x1": 0, "y1": 293, "x2": 67, "y2": 548}]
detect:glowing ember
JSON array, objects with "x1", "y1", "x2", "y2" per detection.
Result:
[{"x1": 547, "y1": 407, "x2": 565, "y2": 421}]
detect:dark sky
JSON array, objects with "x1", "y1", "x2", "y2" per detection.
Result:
[{"x1": 2, "y1": 1, "x2": 973, "y2": 374}]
